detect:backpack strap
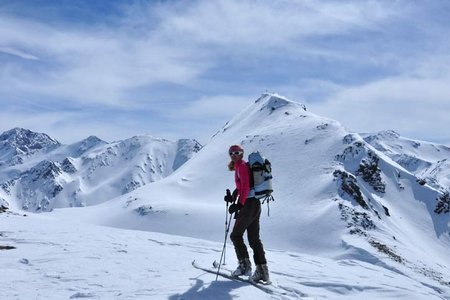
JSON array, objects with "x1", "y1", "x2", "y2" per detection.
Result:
[
  {"x1": 246, "y1": 162, "x2": 254, "y2": 189},
  {"x1": 261, "y1": 194, "x2": 275, "y2": 217}
]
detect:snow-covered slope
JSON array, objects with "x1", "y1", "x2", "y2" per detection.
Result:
[
  {"x1": 0, "y1": 130, "x2": 201, "y2": 212},
  {"x1": 1, "y1": 211, "x2": 447, "y2": 300},
  {"x1": 48, "y1": 93, "x2": 450, "y2": 296}
]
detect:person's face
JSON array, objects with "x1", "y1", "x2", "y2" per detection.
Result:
[{"x1": 229, "y1": 150, "x2": 243, "y2": 162}]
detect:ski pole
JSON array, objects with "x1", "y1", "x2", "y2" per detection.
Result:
[
  {"x1": 224, "y1": 200, "x2": 228, "y2": 265},
  {"x1": 216, "y1": 212, "x2": 233, "y2": 280},
  {"x1": 222, "y1": 189, "x2": 232, "y2": 266}
]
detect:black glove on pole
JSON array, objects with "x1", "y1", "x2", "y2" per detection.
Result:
[{"x1": 224, "y1": 189, "x2": 234, "y2": 203}]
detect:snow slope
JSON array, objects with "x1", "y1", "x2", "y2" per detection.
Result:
[{"x1": 1, "y1": 210, "x2": 448, "y2": 300}]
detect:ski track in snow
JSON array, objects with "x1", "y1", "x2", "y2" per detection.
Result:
[{"x1": 1, "y1": 213, "x2": 449, "y2": 300}]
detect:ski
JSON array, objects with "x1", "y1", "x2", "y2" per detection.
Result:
[{"x1": 192, "y1": 260, "x2": 281, "y2": 296}]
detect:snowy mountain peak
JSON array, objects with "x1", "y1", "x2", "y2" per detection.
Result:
[
  {"x1": 362, "y1": 130, "x2": 450, "y2": 191},
  {"x1": 375, "y1": 130, "x2": 400, "y2": 139},
  {"x1": 363, "y1": 130, "x2": 401, "y2": 143},
  {"x1": 66, "y1": 136, "x2": 106, "y2": 158},
  {"x1": 213, "y1": 93, "x2": 309, "y2": 139},
  {"x1": 82, "y1": 135, "x2": 104, "y2": 145},
  {"x1": 0, "y1": 127, "x2": 60, "y2": 151},
  {"x1": 255, "y1": 92, "x2": 307, "y2": 112},
  {"x1": 0, "y1": 128, "x2": 61, "y2": 166}
]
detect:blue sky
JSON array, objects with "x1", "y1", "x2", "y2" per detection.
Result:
[{"x1": 1, "y1": 0, "x2": 450, "y2": 145}]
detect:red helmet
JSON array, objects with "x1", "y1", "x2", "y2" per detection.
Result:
[
  {"x1": 228, "y1": 145, "x2": 243, "y2": 153},
  {"x1": 228, "y1": 145, "x2": 244, "y2": 152}
]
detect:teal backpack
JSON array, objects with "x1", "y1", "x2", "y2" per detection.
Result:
[{"x1": 247, "y1": 151, "x2": 274, "y2": 215}]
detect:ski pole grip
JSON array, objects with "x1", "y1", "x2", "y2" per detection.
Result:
[{"x1": 224, "y1": 189, "x2": 233, "y2": 203}]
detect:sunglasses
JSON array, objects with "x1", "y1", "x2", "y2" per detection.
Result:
[{"x1": 229, "y1": 151, "x2": 243, "y2": 156}]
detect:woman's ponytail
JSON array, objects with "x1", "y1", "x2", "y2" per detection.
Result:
[{"x1": 228, "y1": 160, "x2": 235, "y2": 171}]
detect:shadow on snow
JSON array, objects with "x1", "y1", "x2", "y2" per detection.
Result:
[{"x1": 169, "y1": 278, "x2": 249, "y2": 300}]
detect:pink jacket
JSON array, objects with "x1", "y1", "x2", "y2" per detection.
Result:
[{"x1": 234, "y1": 159, "x2": 251, "y2": 205}]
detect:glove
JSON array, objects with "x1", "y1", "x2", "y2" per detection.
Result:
[
  {"x1": 228, "y1": 203, "x2": 243, "y2": 214},
  {"x1": 224, "y1": 189, "x2": 234, "y2": 203}
]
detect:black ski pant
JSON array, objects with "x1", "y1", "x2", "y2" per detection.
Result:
[{"x1": 230, "y1": 198, "x2": 267, "y2": 265}]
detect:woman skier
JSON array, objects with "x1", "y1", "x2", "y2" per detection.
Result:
[{"x1": 225, "y1": 144, "x2": 270, "y2": 283}]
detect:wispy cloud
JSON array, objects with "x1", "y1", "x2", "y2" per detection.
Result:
[
  {"x1": 0, "y1": 0, "x2": 449, "y2": 144},
  {"x1": 0, "y1": 14, "x2": 210, "y2": 107},
  {"x1": 174, "y1": 95, "x2": 250, "y2": 119},
  {"x1": 0, "y1": 1, "x2": 405, "y2": 107},
  {"x1": 154, "y1": 0, "x2": 401, "y2": 46},
  {"x1": 308, "y1": 74, "x2": 450, "y2": 143},
  {"x1": 0, "y1": 46, "x2": 38, "y2": 60}
]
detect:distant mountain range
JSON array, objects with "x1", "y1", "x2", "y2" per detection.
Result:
[{"x1": 0, "y1": 128, "x2": 201, "y2": 211}]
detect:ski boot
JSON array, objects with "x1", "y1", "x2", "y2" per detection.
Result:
[
  {"x1": 251, "y1": 264, "x2": 270, "y2": 283},
  {"x1": 231, "y1": 258, "x2": 252, "y2": 277}
]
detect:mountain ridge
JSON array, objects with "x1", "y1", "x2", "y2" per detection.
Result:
[{"x1": 0, "y1": 129, "x2": 202, "y2": 211}]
